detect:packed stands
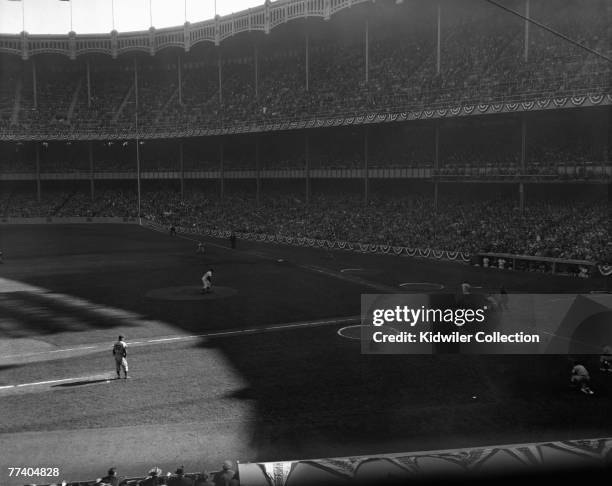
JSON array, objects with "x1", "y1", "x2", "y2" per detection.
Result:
[
  {"x1": 1, "y1": 187, "x2": 609, "y2": 263},
  {"x1": 0, "y1": 0, "x2": 609, "y2": 266},
  {"x1": 0, "y1": 0, "x2": 609, "y2": 134}
]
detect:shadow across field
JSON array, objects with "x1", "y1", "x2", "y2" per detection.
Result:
[
  {"x1": 200, "y1": 326, "x2": 612, "y2": 461},
  {"x1": 2, "y1": 224, "x2": 612, "y2": 460}
]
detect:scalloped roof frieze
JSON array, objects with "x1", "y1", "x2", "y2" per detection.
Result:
[{"x1": 0, "y1": 0, "x2": 371, "y2": 59}]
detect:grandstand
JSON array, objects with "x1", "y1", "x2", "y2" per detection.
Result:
[
  {"x1": 0, "y1": 0, "x2": 611, "y2": 485},
  {"x1": 0, "y1": 0, "x2": 610, "y2": 267}
]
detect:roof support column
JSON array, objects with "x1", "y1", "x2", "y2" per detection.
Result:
[
  {"x1": 89, "y1": 141, "x2": 94, "y2": 201},
  {"x1": 256, "y1": 135, "x2": 261, "y2": 207},
  {"x1": 436, "y1": 2, "x2": 441, "y2": 75},
  {"x1": 218, "y1": 49, "x2": 223, "y2": 104},
  {"x1": 135, "y1": 138, "x2": 141, "y2": 220},
  {"x1": 521, "y1": 114, "x2": 527, "y2": 174},
  {"x1": 524, "y1": 0, "x2": 530, "y2": 62},
  {"x1": 35, "y1": 143, "x2": 41, "y2": 202},
  {"x1": 364, "y1": 127, "x2": 369, "y2": 205},
  {"x1": 134, "y1": 58, "x2": 139, "y2": 112},
  {"x1": 364, "y1": 18, "x2": 369, "y2": 84},
  {"x1": 434, "y1": 121, "x2": 440, "y2": 174},
  {"x1": 179, "y1": 140, "x2": 184, "y2": 200},
  {"x1": 305, "y1": 32, "x2": 309, "y2": 92},
  {"x1": 219, "y1": 138, "x2": 225, "y2": 200},
  {"x1": 254, "y1": 43, "x2": 259, "y2": 98},
  {"x1": 178, "y1": 54, "x2": 183, "y2": 105},
  {"x1": 86, "y1": 60, "x2": 92, "y2": 108},
  {"x1": 433, "y1": 181, "x2": 439, "y2": 212},
  {"x1": 305, "y1": 132, "x2": 310, "y2": 204},
  {"x1": 134, "y1": 59, "x2": 141, "y2": 219},
  {"x1": 32, "y1": 59, "x2": 37, "y2": 110}
]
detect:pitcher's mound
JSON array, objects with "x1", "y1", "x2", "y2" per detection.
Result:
[{"x1": 146, "y1": 286, "x2": 237, "y2": 301}]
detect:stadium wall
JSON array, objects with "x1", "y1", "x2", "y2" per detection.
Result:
[{"x1": 0, "y1": 217, "x2": 139, "y2": 224}]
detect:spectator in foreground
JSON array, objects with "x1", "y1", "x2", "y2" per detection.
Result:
[
  {"x1": 139, "y1": 467, "x2": 164, "y2": 486},
  {"x1": 212, "y1": 461, "x2": 235, "y2": 486},
  {"x1": 97, "y1": 467, "x2": 119, "y2": 486},
  {"x1": 194, "y1": 472, "x2": 214, "y2": 486},
  {"x1": 168, "y1": 466, "x2": 194, "y2": 486}
]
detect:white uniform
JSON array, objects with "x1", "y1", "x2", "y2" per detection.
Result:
[
  {"x1": 113, "y1": 340, "x2": 128, "y2": 377},
  {"x1": 202, "y1": 270, "x2": 213, "y2": 291},
  {"x1": 571, "y1": 364, "x2": 593, "y2": 394},
  {"x1": 571, "y1": 364, "x2": 589, "y2": 381}
]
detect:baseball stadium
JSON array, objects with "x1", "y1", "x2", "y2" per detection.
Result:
[{"x1": 0, "y1": 0, "x2": 611, "y2": 484}]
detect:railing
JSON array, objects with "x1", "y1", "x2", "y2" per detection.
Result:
[
  {"x1": 434, "y1": 163, "x2": 612, "y2": 181},
  {"x1": 0, "y1": 217, "x2": 138, "y2": 224},
  {"x1": 477, "y1": 252, "x2": 596, "y2": 277},
  {"x1": 1, "y1": 164, "x2": 609, "y2": 182},
  {"x1": 1, "y1": 84, "x2": 610, "y2": 141}
]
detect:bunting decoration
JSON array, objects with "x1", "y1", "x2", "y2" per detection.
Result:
[
  {"x1": 1, "y1": 91, "x2": 610, "y2": 142},
  {"x1": 140, "y1": 219, "x2": 472, "y2": 262}
]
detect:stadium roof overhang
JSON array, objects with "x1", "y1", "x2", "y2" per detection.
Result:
[{"x1": 0, "y1": 0, "x2": 373, "y2": 60}]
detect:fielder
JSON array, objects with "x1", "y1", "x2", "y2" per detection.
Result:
[
  {"x1": 202, "y1": 268, "x2": 213, "y2": 294},
  {"x1": 571, "y1": 361, "x2": 594, "y2": 395},
  {"x1": 112, "y1": 335, "x2": 128, "y2": 379}
]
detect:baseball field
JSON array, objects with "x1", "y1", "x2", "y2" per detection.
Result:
[{"x1": 0, "y1": 223, "x2": 610, "y2": 485}]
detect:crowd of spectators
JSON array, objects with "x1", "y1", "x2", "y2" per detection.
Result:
[
  {"x1": 0, "y1": 189, "x2": 137, "y2": 218},
  {"x1": 144, "y1": 191, "x2": 609, "y2": 262},
  {"x1": 1, "y1": 116, "x2": 608, "y2": 175},
  {"x1": 90, "y1": 461, "x2": 238, "y2": 486},
  {"x1": 2, "y1": 188, "x2": 608, "y2": 263},
  {"x1": 0, "y1": 0, "x2": 609, "y2": 134}
]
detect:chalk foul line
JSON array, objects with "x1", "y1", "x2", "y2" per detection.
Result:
[{"x1": 0, "y1": 315, "x2": 360, "y2": 362}]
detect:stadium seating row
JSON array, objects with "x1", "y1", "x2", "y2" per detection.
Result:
[{"x1": 1, "y1": 189, "x2": 608, "y2": 262}]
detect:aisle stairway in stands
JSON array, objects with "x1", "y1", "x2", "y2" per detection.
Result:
[
  {"x1": 112, "y1": 85, "x2": 135, "y2": 124},
  {"x1": 66, "y1": 79, "x2": 83, "y2": 125}
]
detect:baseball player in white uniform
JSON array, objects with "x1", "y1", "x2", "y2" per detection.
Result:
[
  {"x1": 113, "y1": 335, "x2": 128, "y2": 379},
  {"x1": 571, "y1": 361, "x2": 593, "y2": 394},
  {"x1": 202, "y1": 269, "x2": 213, "y2": 294}
]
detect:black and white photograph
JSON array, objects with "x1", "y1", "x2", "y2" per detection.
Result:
[{"x1": 0, "y1": 0, "x2": 611, "y2": 485}]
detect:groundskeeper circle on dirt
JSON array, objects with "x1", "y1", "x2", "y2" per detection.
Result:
[
  {"x1": 339, "y1": 267, "x2": 384, "y2": 276},
  {"x1": 399, "y1": 282, "x2": 445, "y2": 291},
  {"x1": 146, "y1": 286, "x2": 238, "y2": 301},
  {"x1": 337, "y1": 325, "x2": 400, "y2": 340}
]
